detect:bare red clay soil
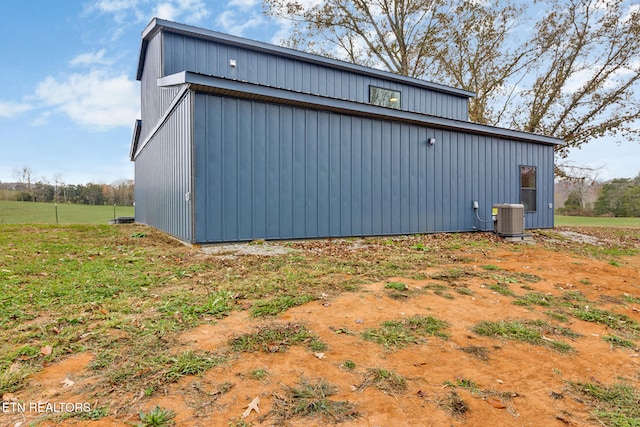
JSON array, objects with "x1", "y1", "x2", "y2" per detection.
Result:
[{"x1": 5, "y1": 228, "x2": 640, "y2": 427}]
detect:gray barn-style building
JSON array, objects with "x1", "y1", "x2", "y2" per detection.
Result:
[{"x1": 130, "y1": 18, "x2": 562, "y2": 244}]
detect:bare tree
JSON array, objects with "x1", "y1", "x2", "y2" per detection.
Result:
[
  {"x1": 519, "y1": 0, "x2": 640, "y2": 158},
  {"x1": 265, "y1": 0, "x2": 447, "y2": 76},
  {"x1": 53, "y1": 173, "x2": 65, "y2": 203},
  {"x1": 557, "y1": 162, "x2": 603, "y2": 209},
  {"x1": 13, "y1": 166, "x2": 33, "y2": 201},
  {"x1": 111, "y1": 179, "x2": 134, "y2": 206},
  {"x1": 266, "y1": 0, "x2": 640, "y2": 166}
]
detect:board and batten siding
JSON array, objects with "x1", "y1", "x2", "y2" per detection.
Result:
[
  {"x1": 163, "y1": 32, "x2": 469, "y2": 122},
  {"x1": 139, "y1": 31, "x2": 181, "y2": 143},
  {"x1": 135, "y1": 92, "x2": 193, "y2": 242},
  {"x1": 193, "y1": 93, "x2": 554, "y2": 243}
]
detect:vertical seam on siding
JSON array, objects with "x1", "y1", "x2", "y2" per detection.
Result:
[{"x1": 189, "y1": 91, "x2": 196, "y2": 243}]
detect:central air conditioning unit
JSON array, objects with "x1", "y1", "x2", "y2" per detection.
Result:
[{"x1": 492, "y1": 204, "x2": 525, "y2": 236}]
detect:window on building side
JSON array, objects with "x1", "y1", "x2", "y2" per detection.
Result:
[
  {"x1": 520, "y1": 166, "x2": 537, "y2": 212},
  {"x1": 369, "y1": 86, "x2": 401, "y2": 109}
]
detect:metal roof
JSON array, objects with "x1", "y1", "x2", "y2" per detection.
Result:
[
  {"x1": 155, "y1": 71, "x2": 563, "y2": 147},
  {"x1": 136, "y1": 18, "x2": 476, "y2": 99}
]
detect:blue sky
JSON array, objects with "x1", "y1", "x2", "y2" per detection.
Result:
[{"x1": 0, "y1": 0, "x2": 638, "y2": 185}]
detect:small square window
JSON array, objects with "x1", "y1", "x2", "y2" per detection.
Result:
[
  {"x1": 520, "y1": 166, "x2": 536, "y2": 212},
  {"x1": 369, "y1": 86, "x2": 401, "y2": 109}
]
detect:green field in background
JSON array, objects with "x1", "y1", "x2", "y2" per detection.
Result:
[
  {"x1": 0, "y1": 200, "x2": 134, "y2": 224},
  {"x1": 554, "y1": 215, "x2": 640, "y2": 228},
  {"x1": 4, "y1": 201, "x2": 639, "y2": 228}
]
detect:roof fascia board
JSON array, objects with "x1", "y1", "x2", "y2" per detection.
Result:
[
  {"x1": 136, "y1": 40, "x2": 148, "y2": 81},
  {"x1": 129, "y1": 119, "x2": 142, "y2": 161},
  {"x1": 157, "y1": 71, "x2": 188, "y2": 87},
  {"x1": 141, "y1": 18, "x2": 476, "y2": 99},
  {"x1": 136, "y1": 18, "x2": 164, "y2": 80},
  {"x1": 162, "y1": 71, "x2": 563, "y2": 146}
]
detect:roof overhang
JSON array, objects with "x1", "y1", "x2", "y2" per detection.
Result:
[
  {"x1": 136, "y1": 18, "x2": 476, "y2": 99},
  {"x1": 157, "y1": 71, "x2": 564, "y2": 147}
]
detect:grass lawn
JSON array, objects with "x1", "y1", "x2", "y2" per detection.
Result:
[
  {"x1": 555, "y1": 215, "x2": 640, "y2": 228},
  {"x1": 0, "y1": 200, "x2": 134, "y2": 224},
  {"x1": 1, "y1": 224, "x2": 639, "y2": 426}
]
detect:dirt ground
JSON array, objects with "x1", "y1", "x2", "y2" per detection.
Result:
[{"x1": 5, "y1": 227, "x2": 640, "y2": 427}]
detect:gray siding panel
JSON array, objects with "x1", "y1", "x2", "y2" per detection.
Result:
[
  {"x1": 135, "y1": 92, "x2": 192, "y2": 242},
  {"x1": 193, "y1": 93, "x2": 553, "y2": 243},
  {"x1": 135, "y1": 22, "x2": 558, "y2": 245},
  {"x1": 164, "y1": 32, "x2": 469, "y2": 121},
  {"x1": 140, "y1": 32, "x2": 180, "y2": 143}
]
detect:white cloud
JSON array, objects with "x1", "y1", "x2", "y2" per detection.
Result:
[
  {"x1": 69, "y1": 49, "x2": 113, "y2": 67},
  {"x1": 35, "y1": 70, "x2": 139, "y2": 130},
  {"x1": 90, "y1": 0, "x2": 141, "y2": 24},
  {"x1": 216, "y1": 10, "x2": 264, "y2": 36},
  {"x1": 31, "y1": 111, "x2": 52, "y2": 127},
  {"x1": 153, "y1": 0, "x2": 210, "y2": 22},
  {"x1": 89, "y1": 0, "x2": 209, "y2": 24},
  {"x1": 93, "y1": 0, "x2": 140, "y2": 13},
  {"x1": 176, "y1": 0, "x2": 210, "y2": 21},
  {"x1": 228, "y1": 0, "x2": 260, "y2": 9},
  {"x1": 0, "y1": 101, "x2": 33, "y2": 118},
  {"x1": 562, "y1": 58, "x2": 640, "y2": 95},
  {"x1": 269, "y1": 16, "x2": 293, "y2": 45},
  {"x1": 153, "y1": 2, "x2": 180, "y2": 20},
  {"x1": 562, "y1": 67, "x2": 595, "y2": 94}
]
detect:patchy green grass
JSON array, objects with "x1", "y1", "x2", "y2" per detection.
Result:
[
  {"x1": 472, "y1": 320, "x2": 577, "y2": 353},
  {"x1": 248, "y1": 368, "x2": 269, "y2": 381},
  {"x1": 0, "y1": 224, "x2": 187, "y2": 394},
  {"x1": 163, "y1": 350, "x2": 225, "y2": 383},
  {"x1": 545, "y1": 311, "x2": 570, "y2": 323},
  {"x1": 137, "y1": 406, "x2": 176, "y2": 427},
  {"x1": 602, "y1": 335, "x2": 636, "y2": 350},
  {"x1": 159, "y1": 290, "x2": 234, "y2": 323},
  {"x1": 361, "y1": 315, "x2": 449, "y2": 350},
  {"x1": 2, "y1": 223, "x2": 639, "y2": 425},
  {"x1": 571, "y1": 307, "x2": 640, "y2": 339},
  {"x1": 357, "y1": 368, "x2": 407, "y2": 395},
  {"x1": 425, "y1": 283, "x2": 456, "y2": 299},
  {"x1": 383, "y1": 281, "x2": 421, "y2": 299},
  {"x1": 566, "y1": 381, "x2": 640, "y2": 427},
  {"x1": 560, "y1": 291, "x2": 589, "y2": 305},
  {"x1": 341, "y1": 360, "x2": 356, "y2": 370},
  {"x1": 73, "y1": 406, "x2": 110, "y2": 421},
  {"x1": 513, "y1": 292, "x2": 554, "y2": 307},
  {"x1": 384, "y1": 281, "x2": 409, "y2": 291},
  {"x1": 0, "y1": 225, "x2": 482, "y2": 399},
  {"x1": 454, "y1": 286, "x2": 475, "y2": 296},
  {"x1": 268, "y1": 378, "x2": 358, "y2": 424},
  {"x1": 251, "y1": 294, "x2": 316, "y2": 317},
  {"x1": 430, "y1": 268, "x2": 477, "y2": 282},
  {"x1": 488, "y1": 283, "x2": 516, "y2": 297},
  {"x1": 444, "y1": 378, "x2": 481, "y2": 395},
  {"x1": 229, "y1": 322, "x2": 325, "y2": 353},
  {"x1": 106, "y1": 347, "x2": 226, "y2": 395},
  {"x1": 623, "y1": 295, "x2": 640, "y2": 304},
  {"x1": 0, "y1": 362, "x2": 38, "y2": 394}
]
